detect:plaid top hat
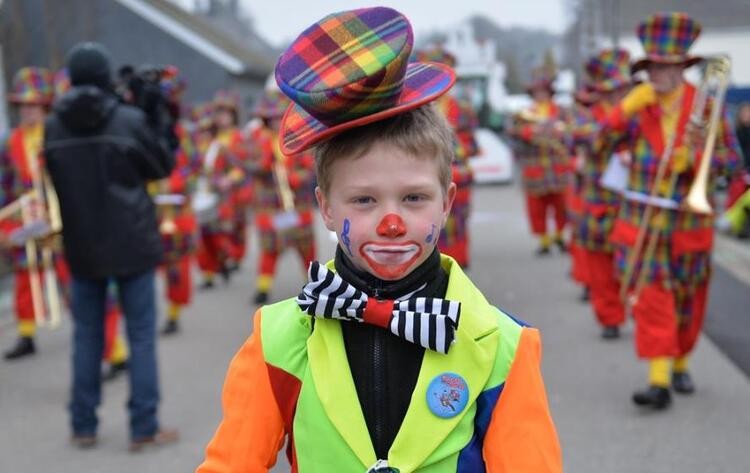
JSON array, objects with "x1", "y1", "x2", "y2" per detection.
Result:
[
  {"x1": 585, "y1": 48, "x2": 633, "y2": 92},
  {"x1": 525, "y1": 66, "x2": 556, "y2": 94},
  {"x1": 8, "y1": 67, "x2": 53, "y2": 105},
  {"x1": 413, "y1": 46, "x2": 457, "y2": 68},
  {"x1": 52, "y1": 68, "x2": 72, "y2": 100},
  {"x1": 274, "y1": 6, "x2": 455, "y2": 154},
  {"x1": 632, "y1": 12, "x2": 703, "y2": 72}
]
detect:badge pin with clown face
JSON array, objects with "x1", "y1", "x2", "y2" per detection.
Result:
[{"x1": 427, "y1": 372, "x2": 469, "y2": 419}]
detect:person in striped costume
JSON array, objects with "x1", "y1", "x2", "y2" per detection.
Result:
[
  {"x1": 606, "y1": 13, "x2": 741, "y2": 409},
  {"x1": 247, "y1": 88, "x2": 316, "y2": 305},
  {"x1": 198, "y1": 7, "x2": 561, "y2": 472},
  {"x1": 510, "y1": 67, "x2": 571, "y2": 255},
  {"x1": 0, "y1": 67, "x2": 71, "y2": 360}
]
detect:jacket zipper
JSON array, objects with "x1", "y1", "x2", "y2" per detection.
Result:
[
  {"x1": 372, "y1": 324, "x2": 386, "y2": 458},
  {"x1": 371, "y1": 284, "x2": 387, "y2": 459}
]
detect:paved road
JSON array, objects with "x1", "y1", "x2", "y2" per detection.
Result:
[{"x1": 1, "y1": 183, "x2": 749, "y2": 473}]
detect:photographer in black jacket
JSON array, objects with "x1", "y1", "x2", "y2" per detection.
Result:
[{"x1": 43, "y1": 42, "x2": 177, "y2": 450}]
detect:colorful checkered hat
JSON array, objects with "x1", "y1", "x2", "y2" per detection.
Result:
[
  {"x1": 274, "y1": 6, "x2": 455, "y2": 154},
  {"x1": 253, "y1": 89, "x2": 290, "y2": 120},
  {"x1": 525, "y1": 66, "x2": 556, "y2": 94},
  {"x1": 8, "y1": 67, "x2": 53, "y2": 105},
  {"x1": 52, "y1": 68, "x2": 72, "y2": 100},
  {"x1": 585, "y1": 48, "x2": 632, "y2": 92},
  {"x1": 632, "y1": 12, "x2": 703, "y2": 72},
  {"x1": 413, "y1": 46, "x2": 457, "y2": 68}
]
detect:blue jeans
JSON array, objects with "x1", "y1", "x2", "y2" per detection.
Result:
[{"x1": 69, "y1": 270, "x2": 160, "y2": 440}]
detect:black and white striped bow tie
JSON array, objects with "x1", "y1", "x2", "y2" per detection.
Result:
[{"x1": 296, "y1": 262, "x2": 461, "y2": 354}]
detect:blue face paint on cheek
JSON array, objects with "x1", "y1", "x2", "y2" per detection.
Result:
[
  {"x1": 425, "y1": 223, "x2": 437, "y2": 244},
  {"x1": 341, "y1": 218, "x2": 354, "y2": 256}
]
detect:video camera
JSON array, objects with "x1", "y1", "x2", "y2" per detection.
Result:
[{"x1": 117, "y1": 64, "x2": 179, "y2": 151}]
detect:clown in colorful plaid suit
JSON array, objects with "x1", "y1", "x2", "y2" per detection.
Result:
[
  {"x1": 248, "y1": 88, "x2": 316, "y2": 305},
  {"x1": 0, "y1": 67, "x2": 71, "y2": 360},
  {"x1": 151, "y1": 68, "x2": 202, "y2": 335},
  {"x1": 604, "y1": 13, "x2": 741, "y2": 409},
  {"x1": 567, "y1": 85, "x2": 599, "y2": 302},
  {"x1": 510, "y1": 67, "x2": 571, "y2": 254},
  {"x1": 196, "y1": 91, "x2": 250, "y2": 288},
  {"x1": 572, "y1": 49, "x2": 635, "y2": 340},
  {"x1": 416, "y1": 47, "x2": 478, "y2": 268}
]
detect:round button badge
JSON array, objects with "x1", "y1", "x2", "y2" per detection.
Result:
[{"x1": 426, "y1": 372, "x2": 469, "y2": 418}]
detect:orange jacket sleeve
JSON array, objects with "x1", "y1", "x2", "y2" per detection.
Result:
[
  {"x1": 483, "y1": 328, "x2": 562, "y2": 473},
  {"x1": 196, "y1": 312, "x2": 285, "y2": 473}
]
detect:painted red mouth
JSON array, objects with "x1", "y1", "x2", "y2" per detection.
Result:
[{"x1": 359, "y1": 241, "x2": 423, "y2": 280}]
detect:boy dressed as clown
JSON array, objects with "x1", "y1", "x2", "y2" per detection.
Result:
[{"x1": 198, "y1": 7, "x2": 561, "y2": 472}]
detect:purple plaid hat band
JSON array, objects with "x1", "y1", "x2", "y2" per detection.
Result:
[{"x1": 274, "y1": 6, "x2": 455, "y2": 154}]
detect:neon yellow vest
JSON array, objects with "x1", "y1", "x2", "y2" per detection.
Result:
[{"x1": 261, "y1": 256, "x2": 524, "y2": 472}]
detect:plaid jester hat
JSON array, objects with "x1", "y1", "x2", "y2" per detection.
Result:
[
  {"x1": 632, "y1": 12, "x2": 703, "y2": 72},
  {"x1": 585, "y1": 48, "x2": 632, "y2": 92},
  {"x1": 274, "y1": 6, "x2": 456, "y2": 154},
  {"x1": 297, "y1": 262, "x2": 461, "y2": 354},
  {"x1": 8, "y1": 67, "x2": 54, "y2": 106}
]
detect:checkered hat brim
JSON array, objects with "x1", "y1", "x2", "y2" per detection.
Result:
[
  {"x1": 279, "y1": 61, "x2": 454, "y2": 154},
  {"x1": 275, "y1": 6, "x2": 455, "y2": 154},
  {"x1": 9, "y1": 67, "x2": 53, "y2": 105},
  {"x1": 632, "y1": 12, "x2": 703, "y2": 72}
]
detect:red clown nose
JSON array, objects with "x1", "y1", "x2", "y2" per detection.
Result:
[{"x1": 376, "y1": 213, "x2": 407, "y2": 238}]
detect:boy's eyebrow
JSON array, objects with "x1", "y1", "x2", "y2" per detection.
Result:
[{"x1": 339, "y1": 182, "x2": 439, "y2": 194}]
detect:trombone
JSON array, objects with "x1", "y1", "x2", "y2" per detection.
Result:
[
  {"x1": 619, "y1": 56, "x2": 731, "y2": 305},
  {"x1": 0, "y1": 173, "x2": 64, "y2": 329},
  {"x1": 512, "y1": 109, "x2": 570, "y2": 158}
]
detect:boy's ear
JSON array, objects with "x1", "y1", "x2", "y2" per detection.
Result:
[
  {"x1": 315, "y1": 187, "x2": 336, "y2": 232},
  {"x1": 442, "y1": 182, "x2": 457, "y2": 227}
]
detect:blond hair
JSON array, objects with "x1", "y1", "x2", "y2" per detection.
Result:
[{"x1": 313, "y1": 104, "x2": 454, "y2": 195}]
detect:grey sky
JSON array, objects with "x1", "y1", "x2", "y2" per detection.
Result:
[{"x1": 179, "y1": 1, "x2": 569, "y2": 47}]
